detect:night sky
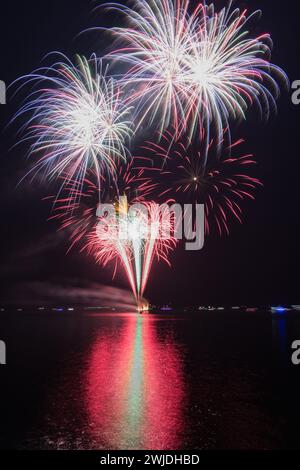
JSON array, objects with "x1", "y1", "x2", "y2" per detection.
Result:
[{"x1": 0, "y1": 0, "x2": 299, "y2": 307}]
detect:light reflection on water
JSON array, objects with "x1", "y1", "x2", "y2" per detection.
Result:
[
  {"x1": 29, "y1": 313, "x2": 187, "y2": 450},
  {"x1": 85, "y1": 315, "x2": 185, "y2": 450},
  {"x1": 3, "y1": 310, "x2": 300, "y2": 449}
]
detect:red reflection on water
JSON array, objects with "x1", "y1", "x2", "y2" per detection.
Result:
[{"x1": 85, "y1": 315, "x2": 185, "y2": 450}]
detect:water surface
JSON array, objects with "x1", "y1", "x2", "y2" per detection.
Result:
[{"x1": 0, "y1": 310, "x2": 299, "y2": 449}]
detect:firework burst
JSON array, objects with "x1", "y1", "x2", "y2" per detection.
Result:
[
  {"x1": 88, "y1": 197, "x2": 176, "y2": 301},
  {"x1": 105, "y1": 0, "x2": 287, "y2": 144},
  {"x1": 104, "y1": 0, "x2": 202, "y2": 134},
  {"x1": 182, "y1": 1, "x2": 288, "y2": 148},
  {"x1": 136, "y1": 129, "x2": 263, "y2": 236},
  {"x1": 49, "y1": 158, "x2": 152, "y2": 247},
  {"x1": 50, "y1": 164, "x2": 175, "y2": 303},
  {"x1": 14, "y1": 54, "x2": 133, "y2": 199}
]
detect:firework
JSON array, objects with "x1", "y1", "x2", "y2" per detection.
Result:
[
  {"x1": 89, "y1": 197, "x2": 176, "y2": 301},
  {"x1": 182, "y1": 1, "x2": 287, "y2": 149},
  {"x1": 14, "y1": 54, "x2": 133, "y2": 199},
  {"x1": 105, "y1": 0, "x2": 287, "y2": 143},
  {"x1": 12, "y1": 1, "x2": 282, "y2": 306},
  {"x1": 51, "y1": 165, "x2": 175, "y2": 304},
  {"x1": 104, "y1": 0, "x2": 202, "y2": 134},
  {"x1": 49, "y1": 158, "x2": 153, "y2": 246},
  {"x1": 136, "y1": 129, "x2": 263, "y2": 236}
]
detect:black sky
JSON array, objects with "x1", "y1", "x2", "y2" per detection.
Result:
[{"x1": 0, "y1": 0, "x2": 299, "y2": 306}]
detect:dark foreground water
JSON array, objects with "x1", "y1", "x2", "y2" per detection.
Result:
[{"x1": 0, "y1": 309, "x2": 300, "y2": 450}]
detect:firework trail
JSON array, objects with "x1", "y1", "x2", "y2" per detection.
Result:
[
  {"x1": 104, "y1": 0, "x2": 287, "y2": 147},
  {"x1": 50, "y1": 164, "x2": 175, "y2": 305},
  {"x1": 136, "y1": 129, "x2": 263, "y2": 236},
  {"x1": 89, "y1": 196, "x2": 176, "y2": 302},
  {"x1": 14, "y1": 54, "x2": 133, "y2": 200}
]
